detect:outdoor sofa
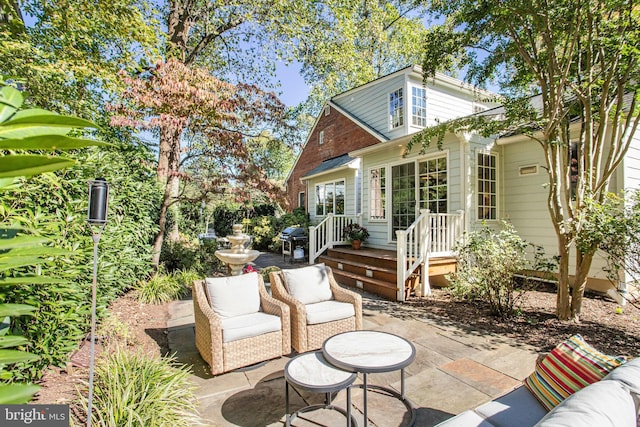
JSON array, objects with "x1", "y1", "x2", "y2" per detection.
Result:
[{"x1": 436, "y1": 335, "x2": 640, "y2": 427}]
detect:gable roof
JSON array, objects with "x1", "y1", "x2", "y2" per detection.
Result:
[{"x1": 301, "y1": 153, "x2": 359, "y2": 181}]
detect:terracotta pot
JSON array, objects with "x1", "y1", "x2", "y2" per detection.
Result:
[{"x1": 351, "y1": 240, "x2": 361, "y2": 250}]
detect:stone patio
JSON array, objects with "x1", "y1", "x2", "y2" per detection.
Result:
[{"x1": 168, "y1": 252, "x2": 539, "y2": 426}]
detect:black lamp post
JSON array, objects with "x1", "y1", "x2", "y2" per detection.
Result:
[{"x1": 87, "y1": 178, "x2": 108, "y2": 427}]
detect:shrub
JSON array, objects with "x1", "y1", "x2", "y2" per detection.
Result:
[
  {"x1": 82, "y1": 350, "x2": 201, "y2": 427},
  {"x1": 160, "y1": 237, "x2": 221, "y2": 275},
  {"x1": 135, "y1": 270, "x2": 186, "y2": 304},
  {"x1": 260, "y1": 265, "x2": 281, "y2": 283},
  {"x1": 448, "y1": 222, "x2": 534, "y2": 319}
]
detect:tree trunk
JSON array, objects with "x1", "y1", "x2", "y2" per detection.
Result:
[
  {"x1": 556, "y1": 244, "x2": 572, "y2": 320},
  {"x1": 152, "y1": 124, "x2": 182, "y2": 268},
  {"x1": 570, "y1": 251, "x2": 595, "y2": 321},
  {"x1": 151, "y1": 172, "x2": 177, "y2": 268}
]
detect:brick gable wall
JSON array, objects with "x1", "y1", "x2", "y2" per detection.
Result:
[{"x1": 285, "y1": 106, "x2": 381, "y2": 211}]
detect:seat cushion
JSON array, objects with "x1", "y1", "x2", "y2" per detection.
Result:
[
  {"x1": 474, "y1": 386, "x2": 547, "y2": 427},
  {"x1": 305, "y1": 300, "x2": 355, "y2": 325},
  {"x1": 523, "y1": 334, "x2": 626, "y2": 411},
  {"x1": 283, "y1": 263, "x2": 332, "y2": 304},
  {"x1": 435, "y1": 409, "x2": 497, "y2": 426},
  {"x1": 535, "y1": 380, "x2": 637, "y2": 427},
  {"x1": 221, "y1": 312, "x2": 282, "y2": 343},
  {"x1": 206, "y1": 272, "x2": 261, "y2": 318}
]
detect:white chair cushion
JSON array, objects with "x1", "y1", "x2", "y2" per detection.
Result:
[
  {"x1": 220, "y1": 312, "x2": 282, "y2": 343},
  {"x1": 206, "y1": 272, "x2": 260, "y2": 318},
  {"x1": 283, "y1": 263, "x2": 332, "y2": 305},
  {"x1": 305, "y1": 300, "x2": 355, "y2": 325}
]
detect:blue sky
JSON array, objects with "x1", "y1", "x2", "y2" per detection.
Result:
[{"x1": 274, "y1": 61, "x2": 309, "y2": 107}]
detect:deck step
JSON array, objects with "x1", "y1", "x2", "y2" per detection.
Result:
[
  {"x1": 330, "y1": 269, "x2": 398, "y2": 301},
  {"x1": 319, "y1": 255, "x2": 397, "y2": 284}
]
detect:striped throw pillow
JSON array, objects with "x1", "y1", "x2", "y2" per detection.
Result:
[{"x1": 524, "y1": 334, "x2": 626, "y2": 411}]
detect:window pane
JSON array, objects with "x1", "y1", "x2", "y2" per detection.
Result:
[
  {"x1": 370, "y1": 168, "x2": 386, "y2": 219},
  {"x1": 419, "y1": 157, "x2": 448, "y2": 214},
  {"x1": 477, "y1": 152, "x2": 497, "y2": 220},
  {"x1": 389, "y1": 88, "x2": 404, "y2": 129},
  {"x1": 316, "y1": 185, "x2": 325, "y2": 216},
  {"x1": 335, "y1": 180, "x2": 345, "y2": 214},
  {"x1": 411, "y1": 86, "x2": 427, "y2": 127}
]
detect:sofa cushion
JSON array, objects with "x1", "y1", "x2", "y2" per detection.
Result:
[
  {"x1": 283, "y1": 263, "x2": 332, "y2": 304},
  {"x1": 305, "y1": 300, "x2": 355, "y2": 325},
  {"x1": 206, "y1": 272, "x2": 261, "y2": 318},
  {"x1": 603, "y1": 357, "x2": 640, "y2": 394},
  {"x1": 523, "y1": 334, "x2": 626, "y2": 411},
  {"x1": 535, "y1": 379, "x2": 637, "y2": 427},
  {"x1": 220, "y1": 312, "x2": 282, "y2": 343},
  {"x1": 435, "y1": 409, "x2": 497, "y2": 426},
  {"x1": 474, "y1": 385, "x2": 547, "y2": 427}
]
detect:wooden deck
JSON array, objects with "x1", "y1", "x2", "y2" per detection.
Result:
[{"x1": 318, "y1": 246, "x2": 456, "y2": 301}]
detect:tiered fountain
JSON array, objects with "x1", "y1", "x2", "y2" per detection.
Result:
[{"x1": 214, "y1": 224, "x2": 260, "y2": 276}]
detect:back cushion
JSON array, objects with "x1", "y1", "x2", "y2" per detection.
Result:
[
  {"x1": 206, "y1": 272, "x2": 260, "y2": 318},
  {"x1": 282, "y1": 263, "x2": 332, "y2": 305},
  {"x1": 535, "y1": 380, "x2": 637, "y2": 427}
]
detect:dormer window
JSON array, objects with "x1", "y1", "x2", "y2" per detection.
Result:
[
  {"x1": 319, "y1": 130, "x2": 324, "y2": 145},
  {"x1": 389, "y1": 88, "x2": 404, "y2": 129},
  {"x1": 411, "y1": 86, "x2": 427, "y2": 127}
]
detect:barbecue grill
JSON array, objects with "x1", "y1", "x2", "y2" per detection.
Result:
[{"x1": 279, "y1": 227, "x2": 308, "y2": 263}]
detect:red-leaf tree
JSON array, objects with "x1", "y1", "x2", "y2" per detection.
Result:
[{"x1": 110, "y1": 59, "x2": 290, "y2": 266}]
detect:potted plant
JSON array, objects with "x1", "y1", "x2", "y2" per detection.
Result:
[{"x1": 343, "y1": 223, "x2": 369, "y2": 249}]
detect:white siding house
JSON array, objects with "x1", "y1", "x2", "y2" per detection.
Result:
[{"x1": 290, "y1": 64, "x2": 640, "y2": 297}]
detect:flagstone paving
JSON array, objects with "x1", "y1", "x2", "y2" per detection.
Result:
[{"x1": 168, "y1": 252, "x2": 539, "y2": 426}]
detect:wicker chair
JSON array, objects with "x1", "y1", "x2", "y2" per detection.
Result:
[
  {"x1": 193, "y1": 272, "x2": 290, "y2": 375},
  {"x1": 270, "y1": 264, "x2": 362, "y2": 354}
]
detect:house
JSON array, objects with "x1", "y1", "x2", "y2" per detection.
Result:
[{"x1": 285, "y1": 65, "x2": 640, "y2": 302}]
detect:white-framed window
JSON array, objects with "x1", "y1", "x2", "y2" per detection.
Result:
[
  {"x1": 418, "y1": 156, "x2": 448, "y2": 213},
  {"x1": 318, "y1": 130, "x2": 324, "y2": 145},
  {"x1": 411, "y1": 86, "x2": 427, "y2": 127},
  {"x1": 324, "y1": 105, "x2": 330, "y2": 116},
  {"x1": 298, "y1": 192, "x2": 305, "y2": 209},
  {"x1": 477, "y1": 152, "x2": 497, "y2": 220},
  {"x1": 315, "y1": 180, "x2": 345, "y2": 216},
  {"x1": 389, "y1": 88, "x2": 404, "y2": 129},
  {"x1": 369, "y1": 167, "x2": 386, "y2": 220}
]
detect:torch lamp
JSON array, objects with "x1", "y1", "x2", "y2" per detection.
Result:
[{"x1": 87, "y1": 178, "x2": 108, "y2": 427}]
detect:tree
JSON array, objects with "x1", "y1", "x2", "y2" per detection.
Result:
[
  {"x1": 414, "y1": 0, "x2": 640, "y2": 320},
  {"x1": 113, "y1": 0, "x2": 431, "y2": 267},
  {"x1": 110, "y1": 59, "x2": 290, "y2": 266},
  {"x1": 0, "y1": 0, "x2": 160, "y2": 118}
]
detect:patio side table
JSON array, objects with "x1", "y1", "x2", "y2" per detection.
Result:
[
  {"x1": 323, "y1": 330, "x2": 416, "y2": 427},
  {"x1": 284, "y1": 351, "x2": 358, "y2": 427}
]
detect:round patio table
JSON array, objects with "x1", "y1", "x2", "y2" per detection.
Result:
[
  {"x1": 284, "y1": 351, "x2": 358, "y2": 427},
  {"x1": 323, "y1": 330, "x2": 416, "y2": 427}
]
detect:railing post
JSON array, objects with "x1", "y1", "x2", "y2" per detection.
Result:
[
  {"x1": 328, "y1": 213, "x2": 334, "y2": 246},
  {"x1": 309, "y1": 225, "x2": 316, "y2": 265},
  {"x1": 396, "y1": 230, "x2": 407, "y2": 302},
  {"x1": 420, "y1": 209, "x2": 431, "y2": 297}
]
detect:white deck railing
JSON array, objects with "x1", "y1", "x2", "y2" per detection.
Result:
[
  {"x1": 309, "y1": 213, "x2": 361, "y2": 264},
  {"x1": 396, "y1": 210, "x2": 464, "y2": 301},
  {"x1": 308, "y1": 210, "x2": 464, "y2": 302}
]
